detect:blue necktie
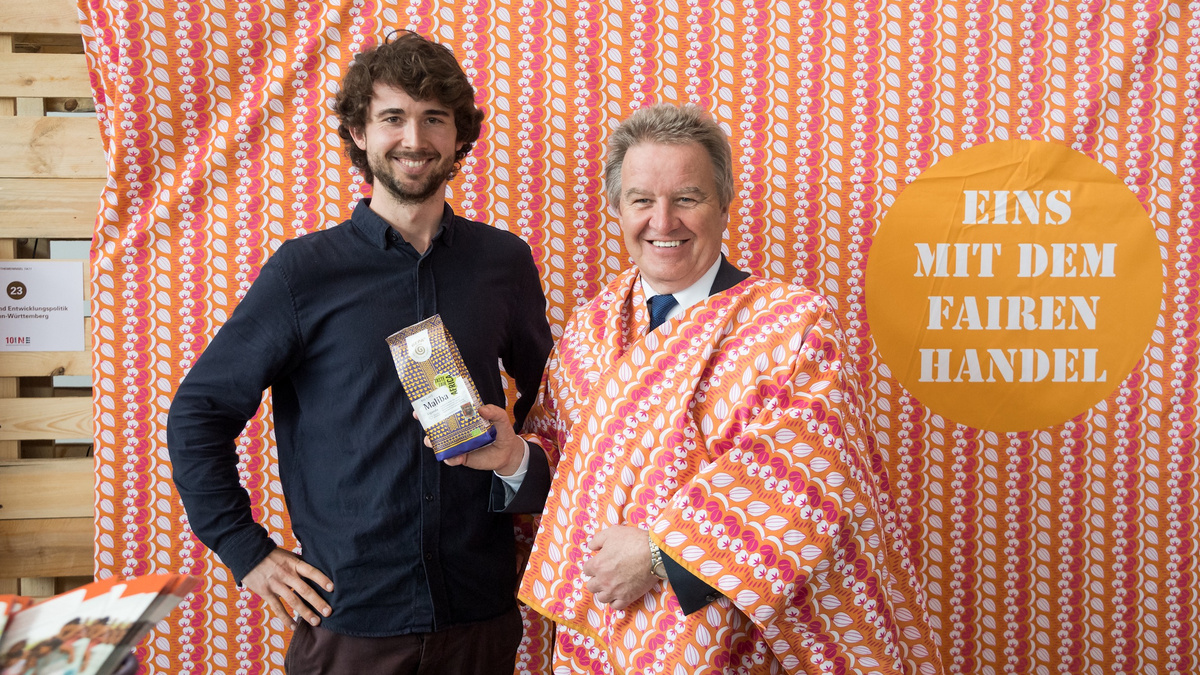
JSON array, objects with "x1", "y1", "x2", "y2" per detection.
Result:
[{"x1": 648, "y1": 294, "x2": 678, "y2": 331}]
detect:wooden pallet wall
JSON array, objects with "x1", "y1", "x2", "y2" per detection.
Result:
[{"x1": 0, "y1": 0, "x2": 101, "y2": 598}]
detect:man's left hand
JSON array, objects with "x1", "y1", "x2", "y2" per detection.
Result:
[
  {"x1": 431, "y1": 404, "x2": 527, "y2": 475},
  {"x1": 582, "y1": 525, "x2": 659, "y2": 610}
]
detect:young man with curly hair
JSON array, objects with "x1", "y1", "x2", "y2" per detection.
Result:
[{"x1": 168, "y1": 32, "x2": 552, "y2": 673}]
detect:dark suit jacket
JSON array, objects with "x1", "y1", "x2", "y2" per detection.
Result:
[{"x1": 495, "y1": 256, "x2": 751, "y2": 614}]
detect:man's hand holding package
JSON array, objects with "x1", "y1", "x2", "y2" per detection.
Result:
[
  {"x1": 242, "y1": 549, "x2": 334, "y2": 629},
  {"x1": 582, "y1": 526, "x2": 659, "y2": 611},
  {"x1": 440, "y1": 404, "x2": 527, "y2": 476}
]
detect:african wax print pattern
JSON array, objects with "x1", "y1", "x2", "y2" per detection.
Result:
[
  {"x1": 78, "y1": 2, "x2": 1199, "y2": 672},
  {"x1": 517, "y1": 268, "x2": 942, "y2": 675}
]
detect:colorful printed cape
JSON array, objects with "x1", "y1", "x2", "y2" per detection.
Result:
[{"x1": 515, "y1": 268, "x2": 943, "y2": 675}]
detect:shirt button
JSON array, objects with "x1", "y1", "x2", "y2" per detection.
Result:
[
  {"x1": 424, "y1": 553, "x2": 433, "y2": 561},
  {"x1": 424, "y1": 493, "x2": 434, "y2": 501},
  {"x1": 705, "y1": 594, "x2": 718, "y2": 603}
]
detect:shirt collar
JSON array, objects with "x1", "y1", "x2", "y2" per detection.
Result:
[
  {"x1": 640, "y1": 256, "x2": 723, "y2": 318},
  {"x1": 350, "y1": 198, "x2": 457, "y2": 249}
]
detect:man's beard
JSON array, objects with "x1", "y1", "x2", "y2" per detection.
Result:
[{"x1": 370, "y1": 151, "x2": 457, "y2": 205}]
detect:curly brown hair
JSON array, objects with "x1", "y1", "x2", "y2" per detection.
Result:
[{"x1": 333, "y1": 31, "x2": 484, "y2": 183}]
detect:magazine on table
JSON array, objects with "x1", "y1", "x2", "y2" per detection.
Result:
[{"x1": 0, "y1": 573, "x2": 197, "y2": 675}]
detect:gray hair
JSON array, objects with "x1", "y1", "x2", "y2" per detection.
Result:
[{"x1": 604, "y1": 103, "x2": 734, "y2": 211}]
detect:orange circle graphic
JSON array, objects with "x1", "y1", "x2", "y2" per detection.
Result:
[{"x1": 866, "y1": 140, "x2": 1163, "y2": 432}]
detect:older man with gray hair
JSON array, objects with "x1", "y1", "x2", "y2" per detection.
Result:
[{"x1": 458, "y1": 103, "x2": 943, "y2": 674}]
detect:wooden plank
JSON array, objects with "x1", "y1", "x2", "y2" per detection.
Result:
[
  {"x1": 0, "y1": 384, "x2": 12, "y2": 458},
  {"x1": 0, "y1": 518, "x2": 92, "y2": 578},
  {"x1": 0, "y1": 402, "x2": 13, "y2": 458},
  {"x1": 20, "y1": 577, "x2": 56, "y2": 598},
  {"x1": 0, "y1": 397, "x2": 92, "y2": 441},
  {"x1": 0, "y1": 178, "x2": 103, "y2": 238},
  {"x1": 0, "y1": 349, "x2": 89, "y2": 378},
  {"x1": 0, "y1": 0, "x2": 82, "y2": 35},
  {"x1": 0, "y1": 457, "x2": 92, "y2": 519},
  {"x1": 0, "y1": 117, "x2": 105, "y2": 178},
  {"x1": 0, "y1": 53, "x2": 90, "y2": 98},
  {"x1": 15, "y1": 97, "x2": 43, "y2": 116},
  {"x1": 0, "y1": 35, "x2": 13, "y2": 117}
]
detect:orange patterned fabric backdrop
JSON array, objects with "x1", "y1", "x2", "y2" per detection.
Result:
[{"x1": 80, "y1": 0, "x2": 1197, "y2": 672}]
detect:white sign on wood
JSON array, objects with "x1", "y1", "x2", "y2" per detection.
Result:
[{"x1": 0, "y1": 260, "x2": 85, "y2": 352}]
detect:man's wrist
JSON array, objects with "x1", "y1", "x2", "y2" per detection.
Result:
[
  {"x1": 495, "y1": 438, "x2": 530, "y2": 477},
  {"x1": 649, "y1": 537, "x2": 668, "y2": 580}
]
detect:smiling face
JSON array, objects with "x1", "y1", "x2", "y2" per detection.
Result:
[
  {"x1": 618, "y1": 142, "x2": 729, "y2": 294},
  {"x1": 349, "y1": 83, "x2": 465, "y2": 206}
]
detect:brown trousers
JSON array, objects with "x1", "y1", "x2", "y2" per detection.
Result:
[{"x1": 284, "y1": 606, "x2": 522, "y2": 675}]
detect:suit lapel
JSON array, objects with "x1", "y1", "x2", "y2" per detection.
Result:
[{"x1": 708, "y1": 256, "x2": 751, "y2": 296}]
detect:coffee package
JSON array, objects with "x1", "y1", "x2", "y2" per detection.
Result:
[{"x1": 386, "y1": 315, "x2": 496, "y2": 460}]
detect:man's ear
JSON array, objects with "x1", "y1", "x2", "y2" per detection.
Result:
[{"x1": 349, "y1": 125, "x2": 367, "y2": 151}]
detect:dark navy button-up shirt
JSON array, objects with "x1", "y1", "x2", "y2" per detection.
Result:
[{"x1": 168, "y1": 199, "x2": 553, "y2": 636}]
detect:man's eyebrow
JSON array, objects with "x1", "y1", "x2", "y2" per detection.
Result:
[
  {"x1": 373, "y1": 107, "x2": 452, "y2": 118},
  {"x1": 623, "y1": 186, "x2": 709, "y2": 200}
]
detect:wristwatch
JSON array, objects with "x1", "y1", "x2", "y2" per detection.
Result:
[{"x1": 649, "y1": 538, "x2": 668, "y2": 580}]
